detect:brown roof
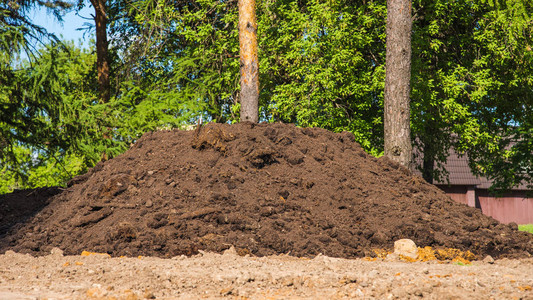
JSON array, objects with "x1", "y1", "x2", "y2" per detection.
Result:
[
  {"x1": 416, "y1": 149, "x2": 530, "y2": 191},
  {"x1": 431, "y1": 150, "x2": 489, "y2": 188}
]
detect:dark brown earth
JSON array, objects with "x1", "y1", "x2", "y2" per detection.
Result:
[
  {"x1": 0, "y1": 187, "x2": 61, "y2": 238},
  {"x1": 1, "y1": 122, "x2": 532, "y2": 259}
]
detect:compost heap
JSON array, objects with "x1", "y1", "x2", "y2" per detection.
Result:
[{"x1": 1, "y1": 122, "x2": 532, "y2": 259}]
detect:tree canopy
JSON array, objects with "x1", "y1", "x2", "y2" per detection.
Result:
[{"x1": 1, "y1": 0, "x2": 532, "y2": 194}]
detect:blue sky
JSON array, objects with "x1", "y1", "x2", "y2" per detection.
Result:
[{"x1": 30, "y1": 3, "x2": 94, "y2": 48}]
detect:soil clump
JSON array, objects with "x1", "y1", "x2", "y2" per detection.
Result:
[{"x1": 1, "y1": 122, "x2": 531, "y2": 259}]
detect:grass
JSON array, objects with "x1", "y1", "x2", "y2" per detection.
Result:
[{"x1": 518, "y1": 224, "x2": 533, "y2": 234}]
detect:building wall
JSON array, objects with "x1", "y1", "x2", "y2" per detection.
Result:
[
  {"x1": 476, "y1": 190, "x2": 533, "y2": 225},
  {"x1": 438, "y1": 185, "x2": 469, "y2": 206},
  {"x1": 438, "y1": 185, "x2": 533, "y2": 224}
]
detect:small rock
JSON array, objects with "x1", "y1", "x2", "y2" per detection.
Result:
[
  {"x1": 394, "y1": 239, "x2": 418, "y2": 260},
  {"x1": 354, "y1": 289, "x2": 364, "y2": 297},
  {"x1": 483, "y1": 255, "x2": 495, "y2": 264},
  {"x1": 223, "y1": 246, "x2": 238, "y2": 256},
  {"x1": 50, "y1": 247, "x2": 64, "y2": 257},
  {"x1": 145, "y1": 200, "x2": 153, "y2": 207},
  {"x1": 147, "y1": 170, "x2": 154, "y2": 176}
]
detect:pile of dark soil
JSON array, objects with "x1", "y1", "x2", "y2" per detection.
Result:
[
  {"x1": 1, "y1": 123, "x2": 532, "y2": 259},
  {"x1": 0, "y1": 187, "x2": 61, "y2": 237}
]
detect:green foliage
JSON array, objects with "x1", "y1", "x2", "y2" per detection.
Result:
[
  {"x1": 0, "y1": 0, "x2": 72, "y2": 60},
  {"x1": 260, "y1": 0, "x2": 386, "y2": 156},
  {"x1": 0, "y1": 164, "x2": 17, "y2": 195},
  {"x1": 1, "y1": 0, "x2": 532, "y2": 194},
  {"x1": 113, "y1": 0, "x2": 387, "y2": 157},
  {"x1": 0, "y1": 146, "x2": 87, "y2": 193},
  {"x1": 481, "y1": 0, "x2": 531, "y2": 33},
  {"x1": 0, "y1": 42, "x2": 100, "y2": 193},
  {"x1": 411, "y1": 0, "x2": 533, "y2": 190},
  {"x1": 110, "y1": 0, "x2": 240, "y2": 124},
  {"x1": 518, "y1": 224, "x2": 533, "y2": 234},
  {"x1": 0, "y1": 0, "x2": 78, "y2": 194}
]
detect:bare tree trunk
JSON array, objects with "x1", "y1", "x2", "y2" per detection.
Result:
[
  {"x1": 384, "y1": 0, "x2": 413, "y2": 170},
  {"x1": 238, "y1": 0, "x2": 259, "y2": 123},
  {"x1": 422, "y1": 152, "x2": 434, "y2": 183},
  {"x1": 90, "y1": 0, "x2": 110, "y2": 104}
]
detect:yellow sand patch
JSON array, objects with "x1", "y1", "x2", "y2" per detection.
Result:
[
  {"x1": 81, "y1": 251, "x2": 111, "y2": 258},
  {"x1": 452, "y1": 256, "x2": 472, "y2": 265},
  {"x1": 368, "y1": 246, "x2": 476, "y2": 264},
  {"x1": 372, "y1": 249, "x2": 390, "y2": 259},
  {"x1": 417, "y1": 246, "x2": 437, "y2": 261},
  {"x1": 435, "y1": 248, "x2": 475, "y2": 261}
]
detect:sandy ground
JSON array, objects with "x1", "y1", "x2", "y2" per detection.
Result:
[{"x1": 1, "y1": 248, "x2": 532, "y2": 300}]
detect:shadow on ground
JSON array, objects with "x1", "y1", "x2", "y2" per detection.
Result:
[{"x1": 0, "y1": 187, "x2": 61, "y2": 246}]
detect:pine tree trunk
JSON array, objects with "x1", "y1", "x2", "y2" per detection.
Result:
[
  {"x1": 384, "y1": 0, "x2": 413, "y2": 170},
  {"x1": 238, "y1": 0, "x2": 259, "y2": 123},
  {"x1": 91, "y1": 0, "x2": 110, "y2": 104},
  {"x1": 91, "y1": 0, "x2": 111, "y2": 161}
]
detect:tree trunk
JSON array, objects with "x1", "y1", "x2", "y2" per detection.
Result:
[
  {"x1": 384, "y1": 0, "x2": 413, "y2": 170},
  {"x1": 422, "y1": 151, "x2": 434, "y2": 183},
  {"x1": 238, "y1": 0, "x2": 259, "y2": 123},
  {"x1": 90, "y1": 0, "x2": 111, "y2": 161},
  {"x1": 90, "y1": 0, "x2": 110, "y2": 104}
]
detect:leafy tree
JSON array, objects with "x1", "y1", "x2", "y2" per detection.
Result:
[
  {"x1": 260, "y1": 0, "x2": 387, "y2": 156},
  {"x1": 2, "y1": 0, "x2": 531, "y2": 194},
  {"x1": 118, "y1": 0, "x2": 387, "y2": 146},
  {"x1": 0, "y1": 145, "x2": 87, "y2": 194},
  {"x1": 262, "y1": 0, "x2": 532, "y2": 189},
  {"x1": 0, "y1": 0, "x2": 72, "y2": 59},
  {"x1": 0, "y1": 41, "x2": 100, "y2": 193},
  {"x1": 111, "y1": 0, "x2": 241, "y2": 124},
  {"x1": 1, "y1": 0, "x2": 74, "y2": 192},
  {"x1": 410, "y1": 0, "x2": 533, "y2": 191}
]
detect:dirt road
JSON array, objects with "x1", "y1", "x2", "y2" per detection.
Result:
[{"x1": 1, "y1": 249, "x2": 532, "y2": 299}]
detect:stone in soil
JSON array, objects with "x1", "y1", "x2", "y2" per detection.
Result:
[{"x1": 394, "y1": 239, "x2": 418, "y2": 260}]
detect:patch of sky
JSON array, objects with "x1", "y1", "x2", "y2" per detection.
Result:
[{"x1": 30, "y1": 1, "x2": 94, "y2": 49}]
